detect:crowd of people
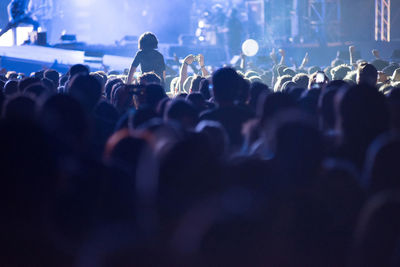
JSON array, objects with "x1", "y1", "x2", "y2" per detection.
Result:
[{"x1": 1, "y1": 31, "x2": 400, "y2": 266}]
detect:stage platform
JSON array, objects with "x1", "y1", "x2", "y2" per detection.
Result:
[{"x1": 0, "y1": 45, "x2": 133, "y2": 74}]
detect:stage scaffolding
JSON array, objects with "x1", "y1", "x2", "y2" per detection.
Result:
[
  {"x1": 307, "y1": 0, "x2": 341, "y2": 43},
  {"x1": 375, "y1": 0, "x2": 391, "y2": 42}
]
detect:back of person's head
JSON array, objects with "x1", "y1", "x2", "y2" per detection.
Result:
[
  {"x1": 237, "y1": 77, "x2": 250, "y2": 104},
  {"x1": 276, "y1": 65, "x2": 287, "y2": 76},
  {"x1": 7, "y1": 72, "x2": 18, "y2": 80},
  {"x1": 138, "y1": 32, "x2": 158, "y2": 51},
  {"x1": 2, "y1": 95, "x2": 36, "y2": 121},
  {"x1": 319, "y1": 80, "x2": 348, "y2": 131},
  {"x1": 68, "y1": 74, "x2": 102, "y2": 113},
  {"x1": 196, "y1": 120, "x2": 229, "y2": 158},
  {"x1": 33, "y1": 70, "x2": 44, "y2": 79},
  {"x1": 299, "y1": 88, "x2": 321, "y2": 115},
  {"x1": 212, "y1": 67, "x2": 242, "y2": 104},
  {"x1": 245, "y1": 70, "x2": 259, "y2": 79},
  {"x1": 274, "y1": 75, "x2": 292, "y2": 92},
  {"x1": 357, "y1": 63, "x2": 378, "y2": 86},
  {"x1": 25, "y1": 84, "x2": 50, "y2": 98},
  {"x1": 104, "y1": 130, "x2": 149, "y2": 172},
  {"x1": 142, "y1": 83, "x2": 167, "y2": 110},
  {"x1": 281, "y1": 81, "x2": 297, "y2": 93},
  {"x1": 187, "y1": 92, "x2": 207, "y2": 112},
  {"x1": 338, "y1": 84, "x2": 389, "y2": 147},
  {"x1": 364, "y1": 134, "x2": 400, "y2": 195},
  {"x1": 331, "y1": 64, "x2": 352, "y2": 80},
  {"x1": 352, "y1": 193, "x2": 400, "y2": 267},
  {"x1": 261, "y1": 70, "x2": 272, "y2": 87},
  {"x1": 138, "y1": 72, "x2": 161, "y2": 85},
  {"x1": 292, "y1": 73, "x2": 309, "y2": 89},
  {"x1": 158, "y1": 132, "x2": 220, "y2": 220},
  {"x1": 59, "y1": 74, "x2": 69, "y2": 88},
  {"x1": 69, "y1": 64, "x2": 90, "y2": 78},
  {"x1": 199, "y1": 78, "x2": 211, "y2": 100},
  {"x1": 344, "y1": 70, "x2": 358, "y2": 84},
  {"x1": 190, "y1": 75, "x2": 204, "y2": 93},
  {"x1": 165, "y1": 99, "x2": 198, "y2": 129},
  {"x1": 3, "y1": 80, "x2": 18, "y2": 96},
  {"x1": 90, "y1": 72, "x2": 106, "y2": 92},
  {"x1": 248, "y1": 76, "x2": 263, "y2": 84},
  {"x1": 282, "y1": 67, "x2": 296, "y2": 77},
  {"x1": 271, "y1": 110, "x2": 324, "y2": 183},
  {"x1": 260, "y1": 92, "x2": 296, "y2": 125},
  {"x1": 130, "y1": 107, "x2": 158, "y2": 129},
  {"x1": 371, "y1": 59, "x2": 389, "y2": 71},
  {"x1": 105, "y1": 78, "x2": 123, "y2": 101},
  {"x1": 18, "y1": 77, "x2": 40, "y2": 92},
  {"x1": 44, "y1": 69, "x2": 60, "y2": 87},
  {"x1": 41, "y1": 78, "x2": 56, "y2": 93},
  {"x1": 39, "y1": 94, "x2": 88, "y2": 151},
  {"x1": 249, "y1": 81, "x2": 270, "y2": 111}
]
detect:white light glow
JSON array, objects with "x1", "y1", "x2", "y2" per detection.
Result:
[
  {"x1": 242, "y1": 39, "x2": 259, "y2": 57},
  {"x1": 0, "y1": 26, "x2": 33, "y2": 47}
]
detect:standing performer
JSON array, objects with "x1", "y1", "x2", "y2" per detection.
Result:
[{"x1": 0, "y1": 0, "x2": 40, "y2": 42}]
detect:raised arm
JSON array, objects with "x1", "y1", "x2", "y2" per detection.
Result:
[
  {"x1": 269, "y1": 48, "x2": 278, "y2": 65},
  {"x1": 179, "y1": 54, "x2": 195, "y2": 93},
  {"x1": 127, "y1": 65, "x2": 137, "y2": 85},
  {"x1": 279, "y1": 49, "x2": 286, "y2": 66},
  {"x1": 349, "y1": 45, "x2": 357, "y2": 69},
  {"x1": 198, "y1": 54, "x2": 209, "y2": 77},
  {"x1": 299, "y1": 52, "x2": 309, "y2": 70}
]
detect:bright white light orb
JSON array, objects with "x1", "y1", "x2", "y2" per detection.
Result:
[{"x1": 242, "y1": 39, "x2": 259, "y2": 57}]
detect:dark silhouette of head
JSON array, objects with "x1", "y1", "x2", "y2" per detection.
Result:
[
  {"x1": 2, "y1": 95, "x2": 36, "y2": 121},
  {"x1": 69, "y1": 64, "x2": 90, "y2": 78},
  {"x1": 44, "y1": 69, "x2": 60, "y2": 88},
  {"x1": 212, "y1": 67, "x2": 242, "y2": 105},
  {"x1": 138, "y1": 72, "x2": 162, "y2": 85},
  {"x1": 3, "y1": 80, "x2": 18, "y2": 96},
  {"x1": 249, "y1": 81, "x2": 270, "y2": 112},
  {"x1": 199, "y1": 78, "x2": 211, "y2": 100},
  {"x1": 141, "y1": 83, "x2": 168, "y2": 110},
  {"x1": 68, "y1": 74, "x2": 102, "y2": 113},
  {"x1": 357, "y1": 63, "x2": 378, "y2": 86},
  {"x1": 39, "y1": 94, "x2": 88, "y2": 152},
  {"x1": 138, "y1": 32, "x2": 158, "y2": 51},
  {"x1": 105, "y1": 78, "x2": 123, "y2": 101},
  {"x1": 187, "y1": 92, "x2": 208, "y2": 112},
  {"x1": 364, "y1": 134, "x2": 400, "y2": 195},
  {"x1": 259, "y1": 92, "x2": 296, "y2": 126},
  {"x1": 352, "y1": 193, "x2": 400, "y2": 267},
  {"x1": 18, "y1": 77, "x2": 40, "y2": 92},
  {"x1": 338, "y1": 84, "x2": 389, "y2": 148},
  {"x1": 292, "y1": 73, "x2": 309, "y2": 89},
  {"x1": 165, "y1": 99, "x2": 198, "y2": 129}
]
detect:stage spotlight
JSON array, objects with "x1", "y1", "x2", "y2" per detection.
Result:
[{"x1": 242, "y1": 39, "x2": 259, "y2": 57}]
